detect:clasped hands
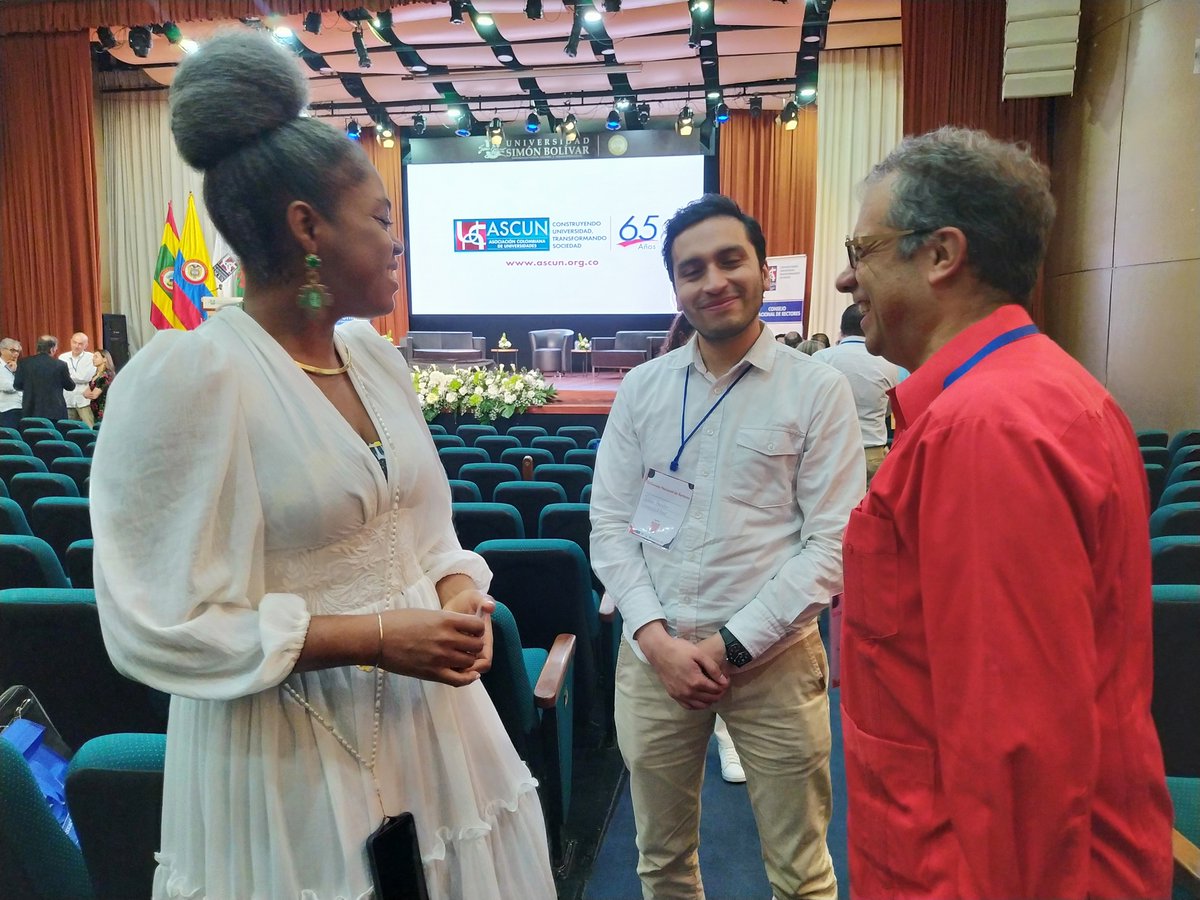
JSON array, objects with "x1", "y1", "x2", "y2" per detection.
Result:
[
  {"x1": 636, "y1": 621, "x2": 733, "y2": 710},
  {"x1": 378, "y1": 586, "x2": 494, "y2": 688}
]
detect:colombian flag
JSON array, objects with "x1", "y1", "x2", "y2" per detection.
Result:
[
  {"x1": 172, "y1": 193, "x2": 216, "y2": 330},
  {"x1": 150, "y1": 202, "x2": 183, "y2": 330}
]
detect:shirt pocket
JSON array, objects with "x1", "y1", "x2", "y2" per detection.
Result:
[
  {"x1": 727, "y1": 427, "x2": 801, "y2": 508},
  {"x1": 842, "y1": 508, "x2": 899, "y2": 639}
]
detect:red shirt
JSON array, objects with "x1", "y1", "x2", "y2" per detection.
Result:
[{"x1": 840, "y1": 304, "x2": 1173, "y2": 899}]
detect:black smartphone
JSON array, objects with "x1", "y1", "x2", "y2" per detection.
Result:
[{"x1": 367, "y1": 812, "x2": 429, "y2": 900}]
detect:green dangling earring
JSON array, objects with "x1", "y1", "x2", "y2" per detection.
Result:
[{"x1": 297, "y1": 253, "x2": 330, "y2": 311}]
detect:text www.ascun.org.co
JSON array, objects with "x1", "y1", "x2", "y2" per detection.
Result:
[{"x1": 505, "y1": 259, "x2": 600, "y2": 267}]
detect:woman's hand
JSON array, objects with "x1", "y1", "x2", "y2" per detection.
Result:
[
  {"x1": 378, "y1": 608, "x2": 487, "y2": 687},
  {"x1": 442, "y1": 588, "x2": 496, "y2": 674}
]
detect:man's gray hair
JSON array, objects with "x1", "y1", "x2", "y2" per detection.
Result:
[
  {"x1": 867, "y1": 126, "x2": 1055, "y2": 305},
  {"x1": 0, "y1": 338, "x2": 19, "y2": 351}
]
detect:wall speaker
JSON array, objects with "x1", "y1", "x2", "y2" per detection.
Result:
[{"x1": 101, "y1": 313, "x2": 130, "y2": 372}]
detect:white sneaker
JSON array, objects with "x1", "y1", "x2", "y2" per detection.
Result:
[{"x1": 718, "y1": 744, "x2": 746, "y2": 783}]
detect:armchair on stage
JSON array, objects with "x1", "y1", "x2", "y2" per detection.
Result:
[
  {"x1": 590, "y1": 330, "x2": 668, "y2": 372},
  {"x1": 529, "y1": 329, "x2": 574, "y2": 375},
  {"x1": 398, "y1": 331, "x2": 491, "y2": 367}
]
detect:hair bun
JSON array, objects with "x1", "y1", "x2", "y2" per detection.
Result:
[{"x1": 170, "y1": 30, "x2": 309, "y2": 171}]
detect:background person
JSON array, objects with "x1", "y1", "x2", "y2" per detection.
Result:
[
  {"x1": 14, "y1": 335, "x2": 73, "y2": 421},
  {"x1": 592, "y1": 194, "x2": 864, "y2": 900},
  {"x1": 90, "y1": 32, "x2": 553, "y2": 900},
  {"x1": 836, "y1": 127, "x2": 1172, "y2": 898},
  {"x1": 0, "y1": 337, "x2": 21, "y2": 429},
  {"x1": 83, "y1": 349, "x2": 117, "y2": 424},
  {"x1": 60, "y1": 331, "x2": 96, "y2": 426}
]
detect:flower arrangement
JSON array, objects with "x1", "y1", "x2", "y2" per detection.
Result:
[
  {"x1": 412, "y1": 364, "x2": 557, "y2": 423},
  {"x1": 497, "y1": 333, "x2": 512, "y2": 349},
  {"x1": 574, "y1": 333, "x2": 591, "y2": 351}
]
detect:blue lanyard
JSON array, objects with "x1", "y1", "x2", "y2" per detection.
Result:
[
  {"x1": 942, "y1": 324, "x2": 1038, "y2": 389},
  {"x1": 670, "y1": 364, "x2": 753, "y2": 472}
]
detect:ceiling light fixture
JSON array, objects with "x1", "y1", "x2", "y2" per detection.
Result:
[
  {"x1": 410, "y1": 62, "x2": 428, "y2": 73},
  {"x1": 636, "y1": 102, "x2": 651, "y2": 124},
  {"x1": 690, "y1": 0, "x2": 710, "y2": 12},
  {"x1": 525, "y1": 0, "x2": 543, "y2": 20},
  {"x1": 526, "y1": 111, "x2": 540, "y2": 133},
  {"x1": 749, "y1": 95, "x2": 763, "y2": 118},
  {"x1": 616, "y1": 97, "x2": 631, "y2": 110},
  {"x1": 353, "y1": 26, "x2": 371, "y2": 68},
  {"x1": 449, "y1": 2, "x2": 465, "y2": 25},
  {"x1": 476, "y1": 13, "x2": 495, "y2": 27},
  {"x1": 676, "y1": 104, "x2": 695, "y2": 136},
  {"x1": 180, "y1": 38, "x2": 199, "y2": 53},
  {"x1": 128, "y1": 25, "x2": 153, "y2": 57},
  {"x1": 303, "y1": 12, "x2": 322, "y2": 34},
  {"x1": 780, "y1": 99, "x2": 799, "y2": 130},
  {"x1": 584, "y1": 9, "x2": 603, "y2": 24},
  {"x1": 714, "y1": 101, "x2": 730, "y2": 123},
  {"x1": 487, "y1": 116, "x2": 505, "y2": 146},
  {"x1": 706, "y1": 90, "x2": 720, "y2": 99},
  {"x1": 273, "y1": 25, "x2": 293, "y2": 39},
  {"x1": 799, "y1": 86, "x2": 817, "y2": 98},
  {"x1": 411, "y1": 62, "x2": 642, "y2": 82},
  {"x1": 162, "y1": 22, "x2": 183, "y2": 44},
  {"x1": 606, "y1": 108, "x2": 622, "y2": 130},
  {"x1": 412, "y1": 113, "x2": 427, "y2": 135},
  {"x1": 96, "y1": 26, "x2": 118, "y2": 49},
  {"x1": 346, "y1": 121, "x2": 361, "y2": 140}
]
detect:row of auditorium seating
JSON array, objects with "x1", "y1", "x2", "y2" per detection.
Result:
[{"x1": 429, "y1": 422, "x2": 600, "y2": 446}]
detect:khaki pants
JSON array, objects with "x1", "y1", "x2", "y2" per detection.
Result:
[
  {"x1": 68, "y1": 406, "x2": 95, "y2": 427},
  {"x1": 864, "y1": 445, "x2": 888, "y2": 485},
  {"x1": 615, "y1": 631, "x2": 837, "y2": 900}
]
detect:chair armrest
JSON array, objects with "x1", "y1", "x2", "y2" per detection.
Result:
[
  {"x1": 534, "y1": 633, "x2": 576, "y2": 709},
  {"x1": 1177, "y1": 829, "x2": 1200, "y2": 897},
  {"x1": 396, "y1": 336, "x2": 412, "y2": 363},
  {"x1": 473, "y1": 337, "x2": 486, "y2": 353},
  {"x1": 521, "y1": 455, "x2": 534, "y2": 480},
  {"x1": 591, "y1": 337, "x2": 615, "y2": 351}
]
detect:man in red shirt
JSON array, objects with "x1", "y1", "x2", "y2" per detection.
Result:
[{"x1": 835, "y1": 127, "x2": 1173, "y2": 899}]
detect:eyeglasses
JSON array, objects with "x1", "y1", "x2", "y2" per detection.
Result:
[{"x1": 844, "y1": 229, "x2": 923, "y2": 270}]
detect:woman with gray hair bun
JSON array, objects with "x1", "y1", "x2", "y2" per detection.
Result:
[{"x1": 89, "y1": 30, "x2": 554, "y2": 900}]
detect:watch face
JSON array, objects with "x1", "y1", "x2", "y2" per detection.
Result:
[{"x1": 727, "y1": 644, "x2": 752, "y2": 668}]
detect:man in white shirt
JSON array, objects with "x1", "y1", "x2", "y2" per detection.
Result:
[
  {"x1": 0, "y1": 337, "x2": 23, "y2": 430},
  {"x1": 60, "y1": 331, "x2": 97, "y2": 426},
  {"x1": 813, "y1": 304, "x2": 900, "y2": 483},
  {"x1": 591, "y1": 195, "x2": 864, "y2": 900}
]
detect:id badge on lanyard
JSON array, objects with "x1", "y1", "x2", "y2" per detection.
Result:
[{"x1": 628, "y1": 468, "x2": 694, "y2": 549}]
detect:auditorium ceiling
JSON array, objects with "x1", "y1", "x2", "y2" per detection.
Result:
[{"x1": 94, "y1": 0, "x2": 900, "y2": 133}]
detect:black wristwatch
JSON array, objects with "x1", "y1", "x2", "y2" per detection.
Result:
[{"x1": 719, "y1": 627, "x2": 752, "y2": 668}]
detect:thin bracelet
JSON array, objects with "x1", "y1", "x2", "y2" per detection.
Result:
[{"x1": 357, "y1": 612, "x2": 385, "y2": 672}]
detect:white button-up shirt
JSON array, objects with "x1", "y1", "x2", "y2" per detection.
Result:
[
  {"x1": 813, "y1": 337, "x2": 900, "y2": 447},
  {"x1": 60, "y1": 351, "x2": 96, "y2": 410},
  {"x1": 0, "y1": 362, "x2": 20, "y2": 414},
  {"x1": 590, "y1": 325, "x2": 865, "y2": 667}
]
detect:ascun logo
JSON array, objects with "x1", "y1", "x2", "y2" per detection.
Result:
[{"x1": 453, "y1": 218, "x2": 551, "y2": 253}]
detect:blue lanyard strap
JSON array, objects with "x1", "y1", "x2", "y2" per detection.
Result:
[
  {"x1": 670, "y1": 363, "x2": 753, "y2": 472},
  {"x1": 942, "y1": 324, "x2": 1038, "y2": 390}
]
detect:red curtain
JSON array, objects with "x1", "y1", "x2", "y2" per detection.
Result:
[
  {"x1": 901, "y1": 0, "x2": 1052, "y2": 323},
  {"x1": 0, "y1": 31, "x2": 100, "y2": 354},
  {"x1": 360, "y1": 131, "x2": 410, "y2": 341},
  {"x1": 718, "y1": 108, "x2": 819, "y2": 318}
]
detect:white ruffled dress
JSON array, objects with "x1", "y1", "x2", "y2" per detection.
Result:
[{"x1": 91, "y1": 308, "x2": 555, "y2": 899}]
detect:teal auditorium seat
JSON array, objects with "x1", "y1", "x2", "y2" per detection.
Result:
[
  {"x1": 456, "y1": 424, "x2": 498, "y2": 445},
  {"x1": 458, "y1": 462, "x2": 521, "y2": 502},
  {"x1": 20, "y1": 428, "x2": 60, "y2": 446},
  {"x1": 0, "y1": 535, "x2": 71, "y2": 589},
  {"x1": 1141, "y1": 446, "x2": 1171, "y2": 468},
  {"x1": 499, "y1": 446, "x2": 554, "y2": 472},
  {"x1": 1150, "y1": 503, "x2": 1200, "y2": 538},
  {"x1": 32, "y1": 440, "x2": 82, "y2": 468},
  {"x1": 1170, "y1": 446, "x2": 1200, "y2": 476},
  {"x1": 533, "y1": 463, "x2": 592, "y2": 503},
  {"x1": 63, "y1": 431, "x2": 95, "y2": 454},
  {"x1": 426, "y1": 423, "x2": 447, "y2": 434},
  {"x1": 1168, "y1": 429, "x2": 1200, "y2": 459},
  {"x1": 0, "y1": 454, "x2": 49, "y2": 485},
  {"x1": 56, "y1": 419, "x2": 84, "y2": 432},
  {"x1": 0, "y1": 589, "x2": 168, "y2": 750},
  {"x1": 556, "y1": 425, "x2": 600, "y2": 448},
  {"x1": 1154, "y1": 585, "x2": 1200, "y2": 603},
  {"x1": 431, "y1": 433, "x2": 465, "y2": 450},
  {"x1": 0, "y1": 497, "x2": 33, "y2": 535},
  {"x1": 0, "y1": 736, "x2": 94, "y2": 900},
  {"x1": 505, "y1": 425, "x2": 548, "y2": 445},
  {"x1": 474, "y1": 434, "x2": 520, "y2": 463},
  {"x1": 65, "y1": 540, "x2": 94, "y2": 589},
  {"x1": 563, "y1": 448, "x2": 597, "y2": 470},
  {"x1": 481, "y1": 601, "x2": 575, "y2": 865},
  {"x1": 50, "y1": 458, "x2": 92, "y2": 495},
  {"x1": 437, "y1": 447, "x2": 488, "y2": 480},
  {"x1": 451, "y1": 502, "x2": 524, "y2": 549},
  {"x1": 1161, "y1": 482, "x2": 1200, "y2": 508},
  {"x1": 1151, "y1": 536, "x2": 1200, "y2": 585},
  {"x1": 447, "y1": 479, "x2": 482, "y2": 503},
  {"x1": 0, "y1": 426, "x2": 21, "y2": 440},
  {"x1": 18, "y1": 417, "x2": 55, "y2": 432},
  {"x1": 67, "y1": 733, "x2": 167, "y2": 900},
  {"x1": 580, "y1": 483, "x2": 592, "y2": 504},
  {"x1": 494, "y1": 481, "x2": 568, "y2": 538},
  {"x1": 530, "y1": 435, "x2": 576, "y2": 464},
  {"x1": 1168, "y1": 462, "x2": 1200, "y2": 488},
  {"x1": 8, "y1": 471, "x2": 78, "y2": 517},
  {"x1": 29, "y1": 497, "x2": 92, "y2": 563},
  {"x1": 477, "y1": 539, "x2": 601, "y2": 746},
  {"x1": 1137, "y1": 429, "x2": 1170, "y2": 448},
  {"x1": 0, "y1": 439, "x2": 32, "y2": 456},
  {"x1": 1145, "y1": 464, "x2": 1167, "y2": 509}
]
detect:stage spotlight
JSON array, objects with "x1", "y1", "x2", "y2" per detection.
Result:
[
  {"x1": 780, "y1": 99, "x2": 799, "y2": 131},
  {"x1": 606, "y1": 108, "x2": 621, "y2": 131},
  {"x1": 749, "y1": 95, "x2": 763, "y2": 119},
  {"x1": 583, "y1": 9, "x2": 602, "y2": 24},
  {"x1": 180, "y1": 38, "x2": 199, "y2": 53},
  {"x1": 604, "y1": 0, "x2": 622, "y2": 10},
  {"x1": 455, "y1": 123, "x2": 471, "y2": 137},
  {"x1": 476, "y1": 14, "x2": 495, "y2": 27},
  {"x1": 636, "y1": 102, "x2": 651, "y2": 124},
  {"x1": 303, "y1": 12, "x2": 322, "y2": 34},
  {"x1": 690, "y1": 0, "x2": 710, "y2": 11},
  {"x1": 616, "y1": 97, "x2": 631, "y2": 110},
  {"x1": 96, "y1": 26, "x2": 117, "y2": 50},
  {"x1": 525, "y1": 0, "x2": 543, "y2": 19},
  {"x1": 346, "y1": 121, "x2": 361, "y2": 141},
  {"x1": 449, "y1": 1, "x2": 465, "y2": 25},
  {"x1": 412, "y1": 113, "x2": 427, "y2": 135},
  {"x1": 714, "y1": 101, "x2": 729, "y2": 124},
  {"x1": 526, "y1": 111, "x2": 540, "y2": 134},
  {"x1": 562, "y1": 112, "x2": 577, "y2": 134},
  {"x1": 353, "y1": 26, "x2": 371, "y2": 68},
  {"x1": 128, "y1": 25, "x2": 153, "y2": 58},
  {"x1": 798, "y1": 86, "x2": 817, "y2": 102},
  {"x1": 675, "y1": 104, "x2": 695, "y2": 136},
  {"x1": 162, "y1": 22, "x2": 183, "y2": 44},
  {"x1": 488, "y1": 116, "x2": 505, "y2": 146},
  {"x1": 381, "y1": 135, "x2": 396, "y2": 149}
]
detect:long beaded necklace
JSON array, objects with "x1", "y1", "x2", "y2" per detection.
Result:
[{"x1": 281, "y1": 344, "x2": 402, "y2": 820}]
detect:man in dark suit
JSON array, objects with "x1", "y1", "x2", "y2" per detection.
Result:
[{"x1": 14, "y1": 335, "x2": 74, "y2": 421}]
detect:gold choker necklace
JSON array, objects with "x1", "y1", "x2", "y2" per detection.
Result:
[{"x1": 293, "y1": 349, "x2": 350, "y2": 376}]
